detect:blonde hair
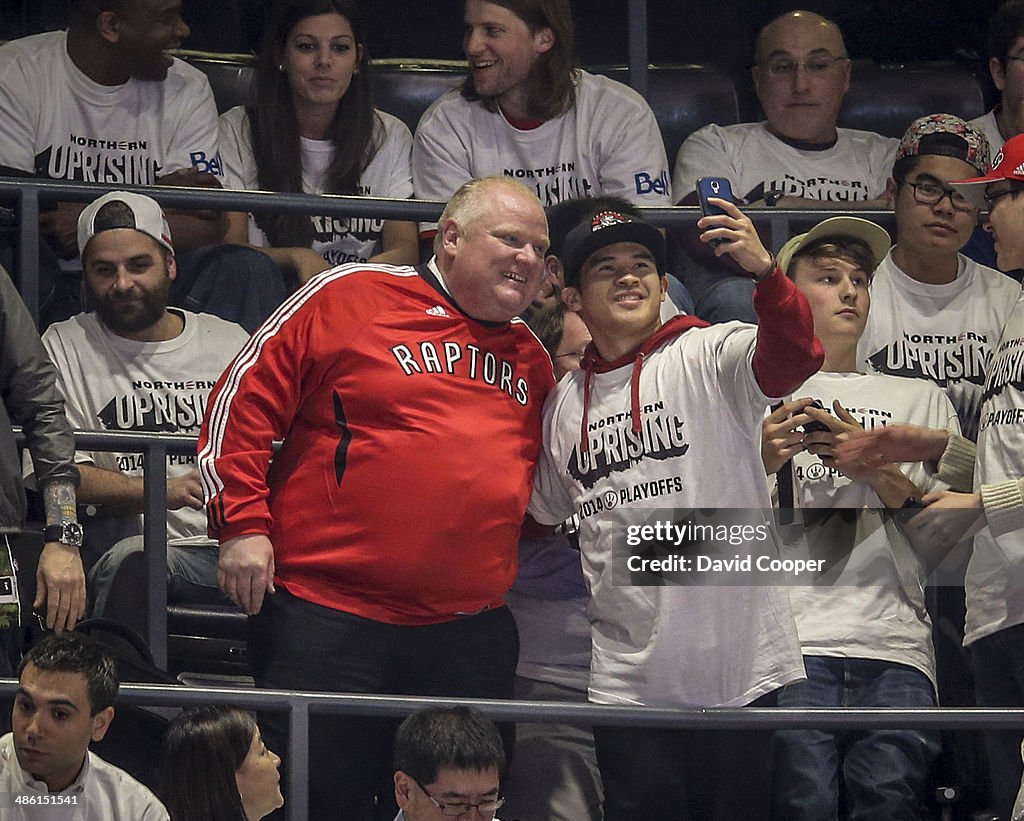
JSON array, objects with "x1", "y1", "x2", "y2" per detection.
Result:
[{"x1": 434, "y1": 177, "x2": 541, "y2": 252}]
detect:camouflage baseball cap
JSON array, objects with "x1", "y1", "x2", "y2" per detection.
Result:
[{"x1": 895, "y1": 113, "x2": 991, "y2": 175}]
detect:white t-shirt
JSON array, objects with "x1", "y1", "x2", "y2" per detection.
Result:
[
  {"x1": 969, "y1": 109, "x2": 1004, "y2": 154},
  {"x1": 218, "y1": 106, "x2": 413, "y2": 265},
  {"x1": 782, "y1": 370, "x2": 959, "y2": 687},
  {"x1": 34, "y1": 310, "x2": 248, "y2": 544},
  {"x1": 0, "y1": 733, "x2": 168, "y2": 821},
  {"x1": 413, "y1": 70, "x2": 671, "y2": 230},
  {"x1": 0, "y1": 31, "x2": 221, "y2": 182},
  {"x1": 673, "y1": 121, "x2": 897, "y2": 204},
  {"x1": 967, "y1": 290, "x2": 1024, "y2": 644},
  {"x1": 858, "y1": 249, "x2": 1020, "y2": 441},
  {"x1": 530, "y1": 323, "x2": 804, "y2": 708}
]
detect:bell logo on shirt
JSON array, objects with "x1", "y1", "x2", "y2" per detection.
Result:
[
  {"x1": 189, "y1": 150, "x2": 223, "y2": 176},
  {"x1": 634, "y1": 170, "x2": 669, "y2": 196}
]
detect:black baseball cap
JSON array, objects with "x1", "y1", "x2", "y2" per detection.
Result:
[{"x1": 562, "y1": 211, "x2": 666, "y2": 287}]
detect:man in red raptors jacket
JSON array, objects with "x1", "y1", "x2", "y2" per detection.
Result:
[{"x1": 198, "y1": 176, "x2": 554, "y2": 821}]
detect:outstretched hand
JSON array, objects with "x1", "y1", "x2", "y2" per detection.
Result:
[{"x1": 833, "y1": 424, "x2": 950, "y2": 473}]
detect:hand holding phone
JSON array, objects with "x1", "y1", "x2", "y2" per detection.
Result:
[
  {"x1": 696, "y1": 177, "x2": 735, "y2": 247},
  {"x1": 801, "y1": 399, "x2": 832, "y2": 435}
]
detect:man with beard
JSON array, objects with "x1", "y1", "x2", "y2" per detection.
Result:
[{"x1": 24, "y1": 191, "x2": 248, "y2": 627}]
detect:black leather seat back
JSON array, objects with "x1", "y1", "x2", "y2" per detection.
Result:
[{"x1": 838, "y1": 61, "x2": 987, "y2": 138}]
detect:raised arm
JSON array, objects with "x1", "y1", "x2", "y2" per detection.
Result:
[{"x1": 697, "y1": 199, "x2": 824, "y2": 396}]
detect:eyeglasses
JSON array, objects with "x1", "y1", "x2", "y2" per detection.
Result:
[
  {"x1": 895, "y1": 178, "x2": 976, "y2": 213},
  {"x1": 554, "y1": 349, "x2": 587, "y2": 365},
  {"x1": 983, "y1": 186, "x2": 1024, "y2": 207},
  {"x1": 762, "y1": 55, "x2": 849, "y2": 77},
  {"x1": 412, "y1": 777, "x2": 505, "y2": 817}
]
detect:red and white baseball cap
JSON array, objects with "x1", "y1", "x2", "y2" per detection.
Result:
[{"x1": 950, "y1": 133, "x2": 1024, "y2": 210}]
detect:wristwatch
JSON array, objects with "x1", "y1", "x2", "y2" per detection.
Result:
[
  {"x1": 764, "y1": 188, "x2": 784, "y2": 207},
  {"x1": 43, "y1": 521, "x2": 84, "y2": 548}
]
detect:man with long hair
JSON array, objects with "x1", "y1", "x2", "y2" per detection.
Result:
[{"x1": 413, "y1": 0, "x2": 670, "y2": 241}]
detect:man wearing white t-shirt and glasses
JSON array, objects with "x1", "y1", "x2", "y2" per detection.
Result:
[{"x1": 858, "y1": 113, "x2": 1019, "y2": 442}]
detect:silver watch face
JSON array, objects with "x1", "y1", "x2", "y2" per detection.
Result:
[{"x1": 47, "y1": 522, "x2": 84, "y2": 547}]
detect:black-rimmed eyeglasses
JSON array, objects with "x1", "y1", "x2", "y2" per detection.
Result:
[
  {"x1": 983, "y1": 186, "x2": 1024, "y2": 208},
  {"x1": 411, "y1": 776, "x2": 505, "y2": 817},
  {"x1": 895, "y1": 178, "x2": 976, "y2": 213}
]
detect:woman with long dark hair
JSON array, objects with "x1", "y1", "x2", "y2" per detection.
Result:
[
  {"x1": 220, "y1": 0, "x2": 417, "y2": 283},
  {"x1": 161, "y1": 705, "x2": 283, "y2": 821}
]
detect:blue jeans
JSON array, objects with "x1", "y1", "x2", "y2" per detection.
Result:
[
  {"x1": 172, "y1": 244, "x2": 290, "y2": 333},
  {"x1": 87, "y1": 535, "x2": 221, "y2": 621},
  {"x1": 971, "y1": 622, "x2": 1024, "y2": 819},
  {"x1": 692, "y1": 273, "x2": 757, "y2": 323},
  {"x1": 772, "y1": 656, "x2": 939, "y2": 821}
]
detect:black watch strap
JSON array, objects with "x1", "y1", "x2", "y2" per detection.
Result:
[{"x1": 43, "y1": 521, "x2": 84, "y2": 548}]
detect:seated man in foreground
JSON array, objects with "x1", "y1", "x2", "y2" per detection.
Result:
[
  {"x1": 0, "y1": 632, "x2": 167, "y2": 818},
  {"x1": 393, "y1": 706, "x2": 506, "y2": 821}
]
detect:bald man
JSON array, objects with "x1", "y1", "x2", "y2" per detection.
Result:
[
  {"x1": 671, "y1": 11, "x2": 898, "y2": 323},
  {"x1": 675, "y1": 11, "x2": 896, "y2": 211}
]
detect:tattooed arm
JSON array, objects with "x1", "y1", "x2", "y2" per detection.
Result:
[{"x1": 37, "y1": 479, "x2": 85, "y2": 633}]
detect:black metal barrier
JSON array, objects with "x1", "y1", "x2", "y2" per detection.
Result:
[
  {"x1": 0, "y1": 177, "x2": 897, "y2": 326},
  {"x1": 0, "y1": 679, "x2": 1022, "y2": 821},
  {"x1": 19, "y1": 429, "x2": 196, "y2": 668}
]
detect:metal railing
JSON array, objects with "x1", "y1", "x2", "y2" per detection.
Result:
[
  {"x1": 20, "y1": 429, "x2": 196, "y2": 667},
  {"x1": 0, "y1": 178, "x2": 897, "y2": 326},
  {"x1": 0, "y1": 680, "x2": 1022, "y2": 821},
  {"x1": 12, "y1": 426, "x2": 1024, "y2": 820}
]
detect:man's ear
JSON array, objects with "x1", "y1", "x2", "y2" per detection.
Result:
[
  {"x1": 545, "y1": 255, "x2": 563, "y2": 285},
  {"x1": 561, "y1": 285, "x2": 582, "y2": 312},
  {"x1": 95, "y1": 11, "x2": 121, "y2": 45},
  {"x1": 441, "y1": 218, "x2": 460, "y2": 255},
  {"x1": 167, "y1": 253, "x2": 178, "y2": 283},
  {"x1": 884, "y1": 176, "x2": 898, "y2": 208},
  {"x1": 991, "y1": 56, "x2": 1008, "y2": 92},
  {"x1": 394, "y1": 771, "x2": 413, "y2": 809},
  {"x1": 90, "y1": 706, "x2": 114, "y2": 743},
  {"x1": 533, "y1": 27, "x2": 555, "y2": 55},
  {"x1": 659, "y1": 274, "x2": 668, "y2": 302},
  {"x1": 751, "y1": 64, "x2": 764, "y2": 98}
]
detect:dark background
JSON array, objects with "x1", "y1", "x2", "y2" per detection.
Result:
[{"x1": 0, "y1": 1, "x2": 1005, "y2": 67}]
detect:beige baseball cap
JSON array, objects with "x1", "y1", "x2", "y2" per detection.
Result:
[{"x1": 776, "y1": 216, "x2": 891, "y2": 275}]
